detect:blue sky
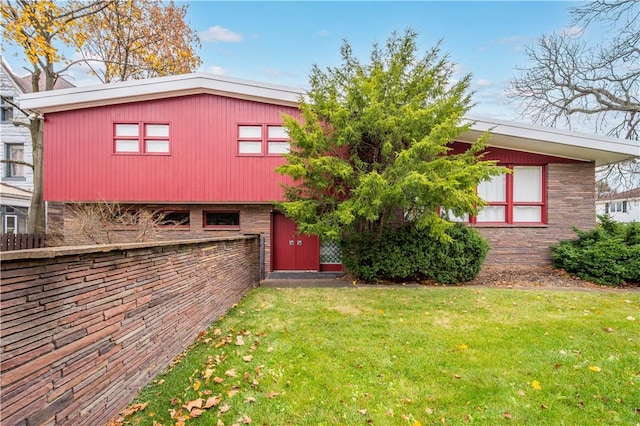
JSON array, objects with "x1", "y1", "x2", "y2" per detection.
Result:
[{"x1": 3, "y1": 1, "x2": 587, "y2": 121}]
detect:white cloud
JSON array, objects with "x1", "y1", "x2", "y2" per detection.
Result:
[
  {"x1": 496, "y1": 35, "x2": 526, "y2": 45},
  {"x1": 316, "y1": 30, "x2": 330, "y2": 37},
  {"x1": 207, "y1": 65, "x2": 228, "y2": 76},
  {"x1": 475, "y1": 79, "x2": 493, "y2": 88},
  {"x1": 201, "y1": 26, "x2": 243, "y2": 43}
]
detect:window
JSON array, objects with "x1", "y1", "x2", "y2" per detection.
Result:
[
  {"x1": 606, "y1": 201, "x2": 627, "y2": 213},
  {"x1": 237, "y1": 124, "x2": 289, "y2": 155},
  {"x1": 1, "y1": 96, "x2": 13, "y2": 122},
  {"x1": 203, "y1": 211, "x2": 240, "y2": 229},
  {"x1": 475, "y1": 165, "x2": 545, "y2": 224},
  {"x1": 114, "y1": 122, "x2": 170, "y2": 154},
  {"x1": 4, "y1": 144, "x2": 24, "y2": 178},
  {"x1": 155, "y1": 210, "x2": 190, "y2": 227},
  {"x1": 1, "y1": 206, "x2": 27, "y2": 234}
]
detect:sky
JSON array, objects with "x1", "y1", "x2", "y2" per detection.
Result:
[{"x1": 2, "y1": 1, "x2": 591, "y2": 122}]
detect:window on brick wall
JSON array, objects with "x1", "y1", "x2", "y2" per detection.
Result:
[
  {"x1": 154, "y1": 210, "x2": 190, "y2": 228},
  {"x1": 114, "y1": 122, "x2": 170, "y2": 155},
  {"x1": 203, "y1": 211, "x2": 240, "y2": 229},
  {"x1": 474, "y1": 165, "x2": 546, "y2": 225},
  {"x1": 237, "y1": 124, "x2": 290, "y2": 155}
]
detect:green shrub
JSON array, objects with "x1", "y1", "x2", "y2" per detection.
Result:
[
  {"x1": 551, "y1": 216, "x2": 640, "y2": 285},
  {"x1": 341, "y1": 223, "x2": 489, "y2": 284}
]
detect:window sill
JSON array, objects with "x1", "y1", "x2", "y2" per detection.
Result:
[
  {"x1": 204, "y1": 227, "x2": 241, "y2": 231},
  {"x1": 2, "y1": 176, "x2": 26, "y2": 181},
  {"x1": 471, "y1": 223, "x2": 548, "y2": 228}
]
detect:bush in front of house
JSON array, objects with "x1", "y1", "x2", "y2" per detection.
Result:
[
  {"x1": 341, "y1": 223, "x2": 489, "y2": 284},
  {"x1": 551, "y1": 216, "x2": 640, "y2": 286}
]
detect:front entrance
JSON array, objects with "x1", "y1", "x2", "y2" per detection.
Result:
[{"x1": 272, "y1": 213, "x2": 319, "y2": 271}]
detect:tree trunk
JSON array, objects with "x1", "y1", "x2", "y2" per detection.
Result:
[{"x1": 27, "y1": 119, "x2": 45, "y2": 234}]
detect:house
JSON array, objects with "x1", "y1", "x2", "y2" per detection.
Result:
[
  {"x1": 18, "y1": 73, "x2": 639, "y2": 274},
  {"x1": 596, "y1": 187, "x2": 640, "y2": 223},
  {"x1": 1, "y1": 57, "x2": 73, "y2": 234}
]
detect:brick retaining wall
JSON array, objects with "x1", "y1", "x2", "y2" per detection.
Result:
[{"x1": 0, "y1": 236, "x2": 260, "y2": 425}]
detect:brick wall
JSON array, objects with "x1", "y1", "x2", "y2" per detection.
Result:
[
  {"x1": 51, "y1": 203, "x2": 274, "y2": 273},
  {"x1": 0, "y1": 236, "x2": 260, "y2": 425},
  {"x1": 478, "y1": 162, "x2": 596, "y2": 265}
]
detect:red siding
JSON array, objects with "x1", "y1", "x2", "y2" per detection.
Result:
[
  {"x1": 449, "y1": 141, "x2": 587, "y2": 164},
  {"x1": 43, "y1": 94, "x2": 299, "y2": 202}
]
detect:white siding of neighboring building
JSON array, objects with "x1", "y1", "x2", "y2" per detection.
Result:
[
  {"x1": 596, "y1": 198, "x2": 640, "y2": 223},
  {"x1": 1, "y1": 61, "x2": 33, "y2": 192}
]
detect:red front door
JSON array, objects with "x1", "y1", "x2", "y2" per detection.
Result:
[{"x1": 272, "y1": 213, "x2": 319, "y2": 271}]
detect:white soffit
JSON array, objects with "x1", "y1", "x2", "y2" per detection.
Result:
[
  {"x1": 19, "y1": 73, "x2": 302, "y2": 112},
  {"x1": 461, "y1": 116, "x2": 639, "y2": 166}
]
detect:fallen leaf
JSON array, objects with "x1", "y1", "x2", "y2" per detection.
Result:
[
  {"x1": 204, "y1": 369, "x2": 215, "y2": 379},
  {"x1": 358, "y1": 409, "x2": 368, "y2": 415},
  {"x1": 241, "y1": 414, "x2": 253, "y2": 424},
  {"x1": 244, "y1": 396, "x2": 257, "y2": 403},
  {"x1": 554, "y1": 363, "x2": 562, "y2": 369},
  {"x1": 183, "y1": 399, "x2": 203, "y2": 411},
  {"x1": 588, "y1": 366, "x2": 602, "y2": 372},
  {"x1": 225, "y1": 369, "x2": 237, "y2": 377},
  {"x1": 266, "y1": 391, "x2": 279, "y2": 398},
  {"x1": 155, "y1": 379, "x2": 165, "y2": 385},
  {"x1": 190, "y1": 408, "x2": 204, "y2": 418},
  {"x1": 503, "y1": 412, "x2": 512, "y2": 419},
  {"x1": 517, "y1": 390, "x2": 526, "y2": 396},
  {"x1": 401, "y1": 398, "x2": 412, "y2": 404},
  {"x1": 603, "y1": 327, "x2": 614, "y2": 333},
  {"x1": 627, "y1": 316, "x2": 636, "y2": 321},
  {"x1": 425, "y1": 407, "x2": 434, "y2": 415},
  {"x1": 193, "y1": 381, "x2": 201, "y2": 391},
  {"x1": 227, "y1": 388, "x2": 239, "y2": 397},
  {"x1": 267, "y1": 347, "x2": 274, "y2": 353},
  {"x1": 121, "y1": 402, "x2": 148, "y2": 416},
  {"x1": 170, "y1": 398, "x2": 181, "y2": 406},
  {"x1": 205, "y1": 395, "x2": 222, "y2": 408},
  {"x1": 219, "y1": 402, "x2": 231, "y2": 413},
  {"x1": 540, "y1": 404, "x2": 548, "y2": 409},
  {"x1": 531, "y1": 380, "x2": 542, "y2": 390},
  {"x1": 217, "y1": 420, "x2": 224, "y2": 426},
  {"x1": 464, "y1": 414, "x2": 471, "y2": 422},
  {"x1": 454, "y1": 374, "x2": 462, "y2": 379},
  {"x1": 236, "y1": 336, "x2": 245, "y2": 346},
  {"x1": 243, "y1": 355, "x2": 254, "y2": 362}
]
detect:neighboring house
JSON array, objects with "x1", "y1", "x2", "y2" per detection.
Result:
[
  {"x1": 0, "y1": 183, "x2": 31, "y2": 234},
  {"x1": 19, "y1": 73, "x2": 639, "y2": 273},
  {"x1": 596, "y1": 188, "x2": 640, "y2": 223},
  {"x1": 0, "y1": 57, "x2": 73, "y2": 234}
]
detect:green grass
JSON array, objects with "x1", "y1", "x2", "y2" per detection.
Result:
[{"x1": 124, "y1": 287, "x2": 640, "y2": 425}]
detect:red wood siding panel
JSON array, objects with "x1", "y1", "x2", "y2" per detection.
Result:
[
  {"x1": 43, "y1": 94, "x2": 299, "y2": 202},
  {"x1": 449, "y1": 141, "x2": 588, "y2": 164}
]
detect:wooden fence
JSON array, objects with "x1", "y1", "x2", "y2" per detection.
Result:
[{"x1": 0, "y1": 233, "x2": 46, "y2": 251}]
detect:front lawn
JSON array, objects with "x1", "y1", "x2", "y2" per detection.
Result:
[{"x1": 121, "y1": 287, "x2": 639, "y2": 425}]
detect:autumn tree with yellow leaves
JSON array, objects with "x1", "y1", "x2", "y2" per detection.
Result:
[
  {"x1": 78, "y1": 0, "x2": 201, "y2": 83},
  {"x1": 1, "y1": 0, "x2": 201, "y2": 233}
]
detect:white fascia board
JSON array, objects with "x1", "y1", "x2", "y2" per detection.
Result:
[
  {"x1": 19, "y1": 73, "x2": 304, "y2": 113},
  {"x1": 464, "y1": 115, "x2": 639, "y2": 165}
]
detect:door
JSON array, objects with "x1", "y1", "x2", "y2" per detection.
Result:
[{"x1": 272, "y1": 213, "x2": 319, "y2": 271}]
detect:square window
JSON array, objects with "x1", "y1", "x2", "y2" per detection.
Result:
[
  {"x1": 267, "y1": 126, "x2": 288, "y2": 139},
  {"x1": 204, "y1": 211, "x2": 240, "y2": 229},
  {"x1": 114, "y1": 122, "x2": 170, "y2": 155},
  {"x1": 239, "y1": 126, "x2": 262, "y2": 138},
  {"x1": 238, "y1": 124, "x2": 291, "y2": 156},
  {"x1": 476, "y1": 205, "x2": 505, "y2": 222},
  {"x1": 478, "y1": 174, "x2": 506, "y2": 202},
  {"x1": 513, "y1": 166, "x2": 542, "y2": 202}
]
